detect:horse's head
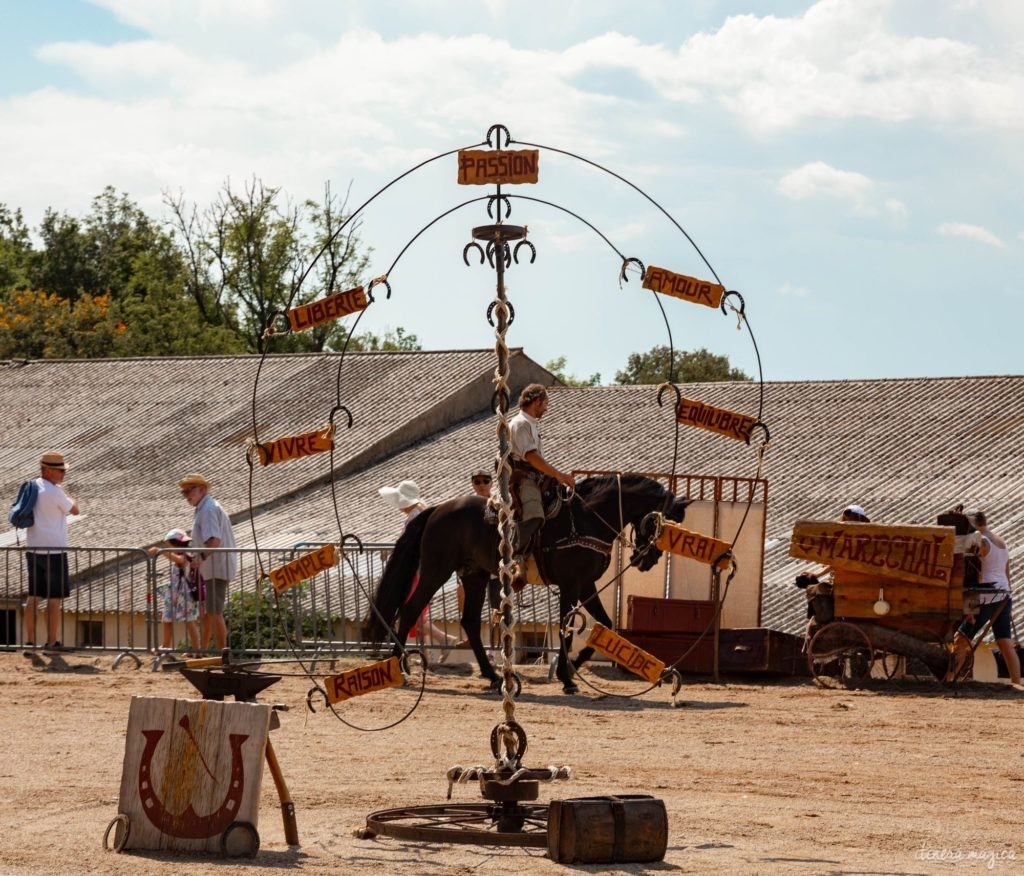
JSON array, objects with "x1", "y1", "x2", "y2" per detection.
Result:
[
  {"x1": 937, "y1": 504, "x2": 975, "y2": 535},
  {"x1": 629, "y1": 493, "x2": 691, "y2": 571}
]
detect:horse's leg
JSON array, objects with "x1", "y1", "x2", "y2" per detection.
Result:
[
  {"x1": 573, "y1": 578, "x2": 614, "y2": 670},
  {"x1": 459, "y1": 572, "x2": 499, "y2": 686},
  {"x1": 392, "y1": 570, "x2": 443, "y2": 664},
  {"x1": 555, "y1": 584, "x2": 581, "y2": 694}
]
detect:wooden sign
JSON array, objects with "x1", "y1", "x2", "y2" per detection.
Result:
[
  {"x1": 255, "y1": 426, "x2": 334, "y2": 466},
  {"x1": 324, "y1": 656, "x2": 404, "y2": 704},
  {"x1": 457, "y1": 149, "x2": 539, "y2": 185},
  {"x1": 642, "y1": 265, "x2": 725, "y2": 310},
  {"x1": 675, "y1": 397, "x2": 758, "y2": 443},
  {"x1": 586, "y1": 623, "x2": 665, "y2": 684},
  {"x1": 789, "y1": 521, "x2": 956, "y2": 587},
  {"x1": 655, "y1": 521, "x2": 731, "y2": 569},
  {"x1": 116, "y1": 696, "x2": 270, "y2": 852},
  {"x1": 286, "y1": 286, "x2": 367, "y2": 332},
  {"x1": 268, "y1": 544, "x2": 338, "y2": 594}
]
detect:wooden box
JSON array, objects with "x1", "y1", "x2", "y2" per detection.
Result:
[
  {"x1": 626, "y1": 596, "x2": 716, "y2": 634},
  {"x1": 719, "y1": 628, "x2": 809, "y2": 676},
  {"x1": 548, "y1": 795, "x2": 667, "y2": 864}
]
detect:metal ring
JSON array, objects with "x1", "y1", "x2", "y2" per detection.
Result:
[{"x1": 489, "y1": 720, "x2": 528, "y2": 761}]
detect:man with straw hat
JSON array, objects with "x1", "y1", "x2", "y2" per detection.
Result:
[{"x1": 24, "y1": 452, "x2": 79, "y2": 651}]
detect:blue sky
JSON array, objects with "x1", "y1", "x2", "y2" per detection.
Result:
[{"x1": 0, "y1": 0, "x2": 1021, "y2": 383}]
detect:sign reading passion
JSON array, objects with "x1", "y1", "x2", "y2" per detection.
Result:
[{"x1": 457, "y1": 149, "x2": 540, "y2": 185}]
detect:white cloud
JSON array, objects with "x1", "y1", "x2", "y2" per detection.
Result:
[
  {"x1": 779, "y1": 282, "x2": 810, "y2": 297},
  {"x1": 779, "y1": 161, "x2": 872, "y2": 204},
  {"x1": 938, "y1": 222, "x2": 1007, "y2": 248}
]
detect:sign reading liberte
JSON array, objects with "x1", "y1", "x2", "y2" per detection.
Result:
[
  {"x1": 256, "y1": 427, "x2": 334, "y2": 466},
  {"x1": 268, "y1": 544, "x2": 338, "y2": 594},
  {"x1": 324, "y1": 656, "x2": 404, "y2": 704},
  {"x1": 643, "y1": 265, "x2": 725, "y2": 310},
  {"x1": 656, "y1": 521, "x2": 731, "y2": 569},
  {"x1": 789, "y1": 521, "x2": 956, "y2": 586},
  {"x1": 586, "y1": 622, "x2": 665, "y2": 684},
  {"x1": 675, "y1": 397, "x2": 758, "y2": 443},
  {"x1": 286, "y1": 286, "x2": 368, "y2": 333},
  {"x1": 457, "y1": 149, "x2": 539, "y2": 185}
]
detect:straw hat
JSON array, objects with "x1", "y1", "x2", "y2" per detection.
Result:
[
  {"x1": 40, "y1": 451, "x2": 67, "y2": 470},
  {"x1": 178, "y1": 473, "x2": 211, "y2": 490}
]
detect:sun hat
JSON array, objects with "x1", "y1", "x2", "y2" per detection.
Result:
[
  {"x1": 843, "y1": 504, "x2": 866, "y2": 518},
  {"x1": 378, "y1": 480, "x2": 422, "y2": 511},
  {"x1": 164, "y1": 528, "x2": 189, "y2": 544},
  {"x1": 40, "y1": 451, "x2": 67, "y2": 470},
  {"x1": 471, "y1": 468, "x2": 491, "y2": 479},
  {"x1": 178, "y1": 473, "x2": 211, "y2": 490}
]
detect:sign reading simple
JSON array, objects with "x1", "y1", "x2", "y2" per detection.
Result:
[{"x1": 268, "y1": 544, "x2": 338, "y2": 594}]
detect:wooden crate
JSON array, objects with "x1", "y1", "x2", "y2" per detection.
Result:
[
  {"x1": 833, "y1": 568, "x2": 961, "y2": 623},
  {"x1": 626, "y1": 596, "x2": 716, "y2": 634}
]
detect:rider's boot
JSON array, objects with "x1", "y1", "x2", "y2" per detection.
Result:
[{"x1": 511, "y1": 517, "x2": 542, "y2": 571}]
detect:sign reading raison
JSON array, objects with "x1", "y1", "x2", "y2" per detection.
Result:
[
  {"x1": 643, "y1": 265, "x2": 725, "y2": 309},
  {"x1": 324, "y1": 656, "x2": 404, "y2": 704},
  {"x1": 457, "y1": 149, "x2": 539, "y2": 185}
]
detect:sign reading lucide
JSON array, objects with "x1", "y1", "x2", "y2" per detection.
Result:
[
  {"x1": 642, "y1": 265, "x2": 725, "y2": 310},
  {"x1": 586, "y1": 622, "x2": 665, "y2": 684},
  {"x1": 457, "y1": 149, "x2": 539, "y2": 185},
  {"x1": 789, "y1": 521, "x2": 956, "y2": 586}
]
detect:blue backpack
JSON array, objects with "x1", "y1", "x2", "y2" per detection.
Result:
[{"x1": 8, "y1": 480, "x2": 39, "y2": 529}]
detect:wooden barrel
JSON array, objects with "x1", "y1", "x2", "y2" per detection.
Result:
[{"x1": 547, "y1": 795, "x2": 667, "y2": 864}]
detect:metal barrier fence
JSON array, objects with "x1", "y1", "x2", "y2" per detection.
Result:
[{"x1": 0, "y1": 543, "x2": 570, "y2": 665}]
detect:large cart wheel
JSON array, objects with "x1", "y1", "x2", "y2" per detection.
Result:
[
  {"x1": 102, "y1": 813, "x2": 130, "y2": 852},
  {"x1": 808, "y1": 622, "x2": 873, "y2": 689}
]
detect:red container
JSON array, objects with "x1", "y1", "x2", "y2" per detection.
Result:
[
  {"x1": 626, "y1": 596, "x2": 716, "y2": 634},
  {"x1": 618, "y1": 630, "x2": 715, "y2": 674}
]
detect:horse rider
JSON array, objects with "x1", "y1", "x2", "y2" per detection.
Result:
[{"x1": 508, "y1": 383, "x2": 575, "y2": 567}]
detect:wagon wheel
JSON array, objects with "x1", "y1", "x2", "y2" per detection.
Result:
[
  {"x1": 896, "y1": 625, "x2": 954, "y2": 688},
  {"x1": 365, "y1": 802, "x2": 549, "y2": 847},
  {"x1": 807, "y1": 622, "x2": 873, "y2": 689},
  {"x1": 874, "y1": 650, "x2": 903, "y2": 682}
]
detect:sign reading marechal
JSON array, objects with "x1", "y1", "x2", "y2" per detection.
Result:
[
  {"x1": 586, "y1": 622, "x2": 665, "y2": 684},
  {"x1": 655, "y1": 521, "x2": 731, "y2": 569},
  {"x1": 675, "y1": 397, "x2": 758, "y2": 442},
  {"x1": 255, "y1": 426, "x2": 334, "y2": 466},
  {"x1": 457, "y1": 149, "x2": 539, "y2": 185},
  {"x1": 789, "y1": 521, "x2": 956, "y2": 586},
  {"x1": 286, "y1": 286, "x2": 368, "y2": 332},
  {"x1": 268, "y1": 544, "x2": 338, "y2": 594},
  {"x1": 324, "y1": 656, "x2": 404, "y2": 704},
  {"x1": 642, "y1": 266, "x2": 725, "y2": 310}
]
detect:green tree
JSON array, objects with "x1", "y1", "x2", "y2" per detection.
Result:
[
  {"x1": 0, "y1": 204, "x2": 32, "y2": 291},
  {"x1": 225, "y1": 586, "x2": 337, "y2": 653},
  {"x1": 545, "y1": 355, "x2": 601, "y2": 387},
  {"x1": 615, "y1": 346, "x2": 750, "y2": 385}
]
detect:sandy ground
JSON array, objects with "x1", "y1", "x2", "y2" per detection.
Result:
[{"x1": 0, "y1": 649, "x2": 1021, "y2": 876}]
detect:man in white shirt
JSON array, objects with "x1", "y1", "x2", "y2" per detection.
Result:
[
  {"x1": 507, "y1": 384, "x2": 574, "y2": 564},
  {"x1": 179, "y1": 473, "x2": 237, "y2": 652},
  {"x1": 25, "y1": 451, "x2": 79, "y2": 650}
]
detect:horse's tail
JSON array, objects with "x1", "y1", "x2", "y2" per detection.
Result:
[{"x1": 364, "y1": 508, "x2": 436, "y2": 646}]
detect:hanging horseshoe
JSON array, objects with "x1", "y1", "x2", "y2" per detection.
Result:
[
  {"x1": 656, "y1": 381, "x2": 682, "y2": 410},
  {"x1": 487, "y1": 195, "x2": 512, "y2": 220},
  {"x1": 463, "y1": 241, "x2": 485, "y2": 266},
  {"x1": 513, "y1": 240, "x2": 536, "y2": 264},
  {"x1": 720, "y1": 289, "x2": 745, "y2": 317},
  {"x1": 486, "y1": 123, "x2": 512, "y2": 149},
  {"x1": 366, "y1": 275, "x2": 392, "y2": 302},
  {"x1": 486, "y1": 300, "x2": 515, "y2": 328},
  {"x1": 619, "y1": 256, "x2": 647, "y2": 285},
  {"x1": 328, "y1": 404, "x2": 354, "y2": 430}
]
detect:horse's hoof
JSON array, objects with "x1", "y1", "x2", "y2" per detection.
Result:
[{"x1": 562, "y1": 684, "x2": 580, "y2": 695}]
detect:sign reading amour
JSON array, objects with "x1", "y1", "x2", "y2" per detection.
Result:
[
  {"x1": 675, "y1": 397, "x2": 758, "y2": 442},
  {"x1": 268, "y1": 544, "x2": 338, "y2": 594},
  {"x1": 655, "y1": 521, "x2": 731, "y2": 569},
  {"x1": 642, "y1": 265, "x2": 725, "y2": 309},
  {"x1": 457, "y1": 149, "x2": 539, "y2": 185},
  {"x1": 255, "y1": 426, "x2": 334, "y2": 466},
  {"x1": 789, "y1": 521, "x2": 956, "y2": 586},
  {"x1": 586, "y1": 622, "x2": 665, "y2": 684},
  {"x1": 286, "y1": 286, "x2": 368, "y2": 333},
  {"x1": 324, "y1": 656, "x2": 404, "y2": 704}
]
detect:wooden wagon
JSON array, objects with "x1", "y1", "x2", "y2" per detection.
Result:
[{"x1": 789, "y1": 520, "x2": 985, "y2": 687}]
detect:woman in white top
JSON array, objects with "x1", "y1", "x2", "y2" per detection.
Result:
[{"x1": 952, "y1": 510, "x2": 1019, "y2": 686}]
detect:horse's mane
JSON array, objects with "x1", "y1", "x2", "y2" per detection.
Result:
[{"x1": 575, "y1": 473, "x2": 667, "y2": 502}]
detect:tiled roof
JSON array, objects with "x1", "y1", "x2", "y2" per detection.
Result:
[{"x1": 0, "y1": 349, "x2": 552, "y2": 551}]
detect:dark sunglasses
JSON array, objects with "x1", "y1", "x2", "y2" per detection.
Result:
[{"x1": 472, "y1": 477, "x2": 492, "y2": 486}]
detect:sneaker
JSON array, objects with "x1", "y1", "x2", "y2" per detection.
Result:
[{"x1": 43, "y1": 642, "x2": 65, "y2": 653}]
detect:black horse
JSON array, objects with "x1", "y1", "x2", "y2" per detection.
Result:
[{"x1": 366, "y1": 473, "x2": 689, "y2": 693}]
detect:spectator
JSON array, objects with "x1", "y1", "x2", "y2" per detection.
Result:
[
  {"x1": 470, "y1": 467, "x2": 501, "y2": 643},
  {"x1": 146, "y1": 528, "x2": 201, "y2": 654},
  {"x1": 179, "y1": 473, "x2": 236, "y2": 652},
  {"x1": 24, "y1": 451, "x2": 78, "y2": 651}
]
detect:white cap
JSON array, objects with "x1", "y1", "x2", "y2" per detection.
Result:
[
  {"x1": 165, "y1": 528, "x2": 189, "y2": 544},
  {"x1": 378, "y1": 480, "x2": 422, "y2": 511}
]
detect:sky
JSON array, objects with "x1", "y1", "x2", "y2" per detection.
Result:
[{"x1": 0, "y1": 0, "x2": 1021, "y2": 384}]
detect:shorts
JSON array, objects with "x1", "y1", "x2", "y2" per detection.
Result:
[
  {"x1": 517, "y1": 478, "x2": 544, "y2": 521},
  {"x1": 204, "y1": 578, "x2": 229, "y2": 614},
  {"x1": 26, "y1": 552, "x2": 71, "y2": 599},
  {"x1": 959, "y1": 596, "x2": 1012, "y2": 641}
]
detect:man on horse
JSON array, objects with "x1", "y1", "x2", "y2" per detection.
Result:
[{"x1": 508, "y1": 383, "x2": 575, "y2": 567}]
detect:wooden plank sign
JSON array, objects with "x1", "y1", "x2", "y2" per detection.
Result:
[
  {"x1": 642, "y1": 265, "x2": 725, "y2": 310},
  {"x1": 268, "y1": 544, "x2": 338, "y2": 594},
  {"x1": 789, "y1": 521, "x2": 956, "y2": 587},
  {"x1": 116, "y1": 696, "x2": 270, "y2": 852},
  {"x1": 675, "y1": 397, "x2": 758, "y2": 443},
  {"x1": 457, "y1": 149, "x2": 539, "y2": 185},
  {"x1": 286, "y1": 286, "x2": 368, "y2": 332},
  {"x1": 255, "y1": 426, "x2": 334, "y2": 466},
  {"x1": 586, "y1": 622, "x2": 666, "y2": 684},
  {"x1": 655, "y1": 521, "x2": 731, "y2": 569},
  {"x1": 324, "y1": 656, "x2": 404, "y2": 704}
]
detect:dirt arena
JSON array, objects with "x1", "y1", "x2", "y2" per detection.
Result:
[{"x1": 0, "y1": 650, "x2": 1020, "y2": 875}]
